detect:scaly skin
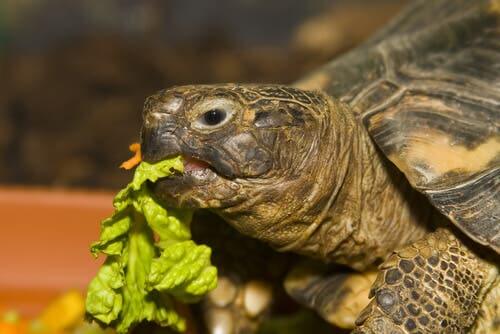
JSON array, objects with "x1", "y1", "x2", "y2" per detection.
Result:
[
  {"x1": 140, "y1": 84, "x2": 499, "y2": 333},
  {"x1": 353, "y1": 228, "x2": 499, "y2": 333},
  {"x1": 144, "y1": 84, "x2": 430, "y2": 271}
]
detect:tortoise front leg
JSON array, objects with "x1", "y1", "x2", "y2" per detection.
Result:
[{"x1": 353, "y1": 228, "x2": 499, "y2": 333}]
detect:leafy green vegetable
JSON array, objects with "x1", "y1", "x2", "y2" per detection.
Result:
[{"x1": 86, "y1": 157, "x2": 217, "y2": 333}]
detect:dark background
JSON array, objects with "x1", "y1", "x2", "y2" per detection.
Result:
[{"x1": 0, "y1": 0, "x2": 408, "y2": 189}]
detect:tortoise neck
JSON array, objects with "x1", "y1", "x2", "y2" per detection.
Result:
[{"x1": 298, "y1": 99, "x2": 432, "y2": 270}]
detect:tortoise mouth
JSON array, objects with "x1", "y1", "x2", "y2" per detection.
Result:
[
  {"x1": 151, "y1": 155, "x2": 243, "y2": 210},
  {"x1": 141, "y1": 124, "x2": 239, "y2": 179},
  {"x1": 179, "y1": 154, "x2": 238, "y2": 182},
  {"x1": 183, "y1": 155, "x2": 212, "y2": 173},
  {"x1": 159, "y1": 154, "x2": 222, "y2": 184}
]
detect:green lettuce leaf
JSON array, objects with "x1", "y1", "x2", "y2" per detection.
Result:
[
  {"x1": 137, "y1": 188, "x2": 192, "y2": 246},
  {"x1": 85, "y1": 259, "x2": 124, "y2": 324},
  {"x1": 115, "y1": 212, "x2": 185, "y2": 333},
  {"x1": 132, "y1": 158, "x2": 184, "y2": 190},
  {"x1": 149, "y1": 241, "x2": 217, "y2": 303},
  {"x1": 90, "y1": 213, "x2": 131, "y2": 256},
  {"x1": 85, "y1": 156, "x2": 217, "y2": 333}
]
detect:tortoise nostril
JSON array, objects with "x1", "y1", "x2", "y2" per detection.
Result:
[
  {"x1": 144, "y1": 110, "x2": 179, "y2": 129},
  {"x1": 144, "y1": 112, "x2": 164, "y2": 128},
  {"x1": 143, "y1": 96, "x2": 183, "y2": 127}
]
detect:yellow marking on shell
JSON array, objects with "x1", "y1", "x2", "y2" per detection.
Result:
[{"x1": 391, "y1": 134, "x2": 500, "y2": 183}]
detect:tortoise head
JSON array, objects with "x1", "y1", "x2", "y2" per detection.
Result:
[{"x1": 141, "y1": 84, "x2": 347, "y2": 249}]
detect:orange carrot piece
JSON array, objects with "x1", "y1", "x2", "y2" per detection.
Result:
[{"x1": 120, "y1": 143, "x2": 142, "y2": 170}]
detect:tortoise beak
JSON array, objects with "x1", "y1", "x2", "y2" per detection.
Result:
[
  {"x1": 141, "y1": 118, "x2": 182, "y2": 163},
  {"x1": 141, "y1": 94, "x2": 186, "y2": 163}
]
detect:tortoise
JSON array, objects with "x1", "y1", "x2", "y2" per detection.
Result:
[{"x1": 139, "y1": 0, "x2": 500, "y2": 333}]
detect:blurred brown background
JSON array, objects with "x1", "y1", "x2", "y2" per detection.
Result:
[{"x1": 0, "y1": 0, "x2": 409, "y2": 190}]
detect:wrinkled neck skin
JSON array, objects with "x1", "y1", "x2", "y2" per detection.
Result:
[{"x1": 218, "y1": 94, "x2": 432, "y2": 271}]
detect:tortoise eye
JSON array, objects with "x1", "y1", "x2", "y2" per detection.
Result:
[
  {"x1": 193, "y1": 105, "x2": 234, "y2": 130},
  {"x1": 201, "y1": 109, "x2": 227, "y2": 126},
  {"x1": 192, "y1": 98, "x2": 237, "y2": 131}
]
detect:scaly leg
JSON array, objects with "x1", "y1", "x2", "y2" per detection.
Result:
[{"x1": 353, "y1": 228, "x2": 499, "y2": 333}]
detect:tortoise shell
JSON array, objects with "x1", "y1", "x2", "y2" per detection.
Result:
[{"x1": 297, "y1": 0, "x2": 500, "y2": 253}]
